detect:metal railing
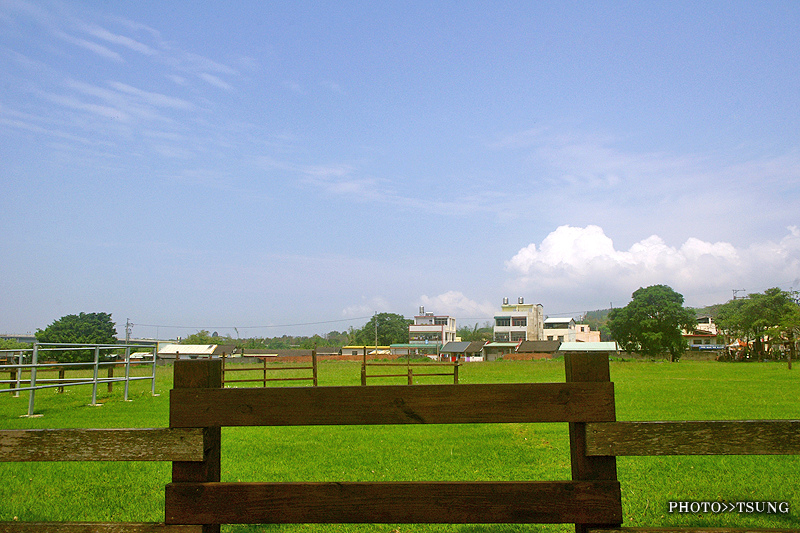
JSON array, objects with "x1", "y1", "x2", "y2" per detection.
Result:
[{"x1": 0, "y1": 343, "x2": 158, "y2": 416}]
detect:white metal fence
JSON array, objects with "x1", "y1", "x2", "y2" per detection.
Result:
[{"x1": 0, "y1": 343, "x2": 158, "y2": 416}]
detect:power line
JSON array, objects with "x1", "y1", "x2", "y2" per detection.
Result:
[{"x1": 133, "y1": 316, "x2": 374, "y2": 331}]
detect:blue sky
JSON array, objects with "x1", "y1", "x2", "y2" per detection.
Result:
[{"x1": 2, "y1": 1, "x2": 799, "y2": 339}]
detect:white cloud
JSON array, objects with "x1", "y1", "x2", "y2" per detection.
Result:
[
  {"x1": 419, "y1": 291, "x2": 496, "y2": 319},
  {"x1": 506, "y1": 225, "x2": 800, "y2": 308},
  {"x1": 342, "y1": 296, "x2": 391, "y2": 318}
]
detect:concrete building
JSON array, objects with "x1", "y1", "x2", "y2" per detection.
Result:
[
  {"x1": 543, "y1": 317, "x2": 576, "y2": 342},
  {"x1": 408, "y1": 307, "x2": 457, "y2": 344},
  {"x1": 493, "y1": 297, "x2": 544, "y2": 342},
  {"x1": 543, "y1": 318, "x2": 601, "y2": 342}
]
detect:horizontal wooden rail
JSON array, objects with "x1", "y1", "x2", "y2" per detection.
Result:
[
  {"x1": 223, "y1": 366, "x2": 312, "y2": 372},
  {"x1": 364, "y1": 363, "x2": 459, "y2": 367},
  {"x1": 585, "y1": 421, "x2": 800, "y2": 456},
  {"x1": 588, "y1": 526, "x2": 797, "y2": 533},
  {"x1": 165, "y1": 481, "x2": 622, "y2": 524},
  {"x1": 0, "y1": 523, "x2": 202, "y2": 532},
  {"x1": 0, "y1": 428, "x2": 204, "y2": 462},
  {"x1": 224, "y1": 377, "x2": 314, "y2": 383},
  {"x1": 170, "y1": 382, "x2": 615, "y2": 427}
]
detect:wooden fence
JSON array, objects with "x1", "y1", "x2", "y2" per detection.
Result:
[
  {"x1": 1, "y1": 354, "x2": 798, "y2": 533},
  {"x1": 221, "y1": 350, "x2": 318, "y2": 387},
  {"x1": 360, "y1": 360, "x2": 460, "y2": 385}
]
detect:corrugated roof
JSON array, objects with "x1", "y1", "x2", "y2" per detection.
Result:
[
  {"x1": 516, "y1": 340, "x2": 561, "y2": 353},
  {"x1": 484, "y1": 342, "x2": 519, "y2": 347},
  {"x1": 440, "y1": 341, "x2": 471, "y2": 353},
  {"x1": 158, "y1": 344, "x2": 217, "y2": 355},
  {"x1": 544, "y1": 317, "x2": 574, "y2": 324},
  {"x1": 557, "y1": 341, "x2": 619, "y2": 352}
]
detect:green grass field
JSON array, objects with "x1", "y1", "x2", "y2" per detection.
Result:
[{"x1": 0, "y1": 359, "x2": 798, "y2": 532}]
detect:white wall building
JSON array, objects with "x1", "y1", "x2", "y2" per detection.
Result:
[
  {"x1": 544, "y1": 317, "x2": 576, "y2": 342},
  {"x1": 544, "y1": 318, "x2": 601, "y2": 342},
  {"x1": 409, "y1": 307, "x2": 458, "y2": 344},
  {"x1": 493, "y1": 297, "x2": 544, "y2": 342}
]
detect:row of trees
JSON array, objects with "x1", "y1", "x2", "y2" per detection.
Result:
[
  {"x1": 608, "y1": 284, "x2": 800, "y2": 363},
  {"x1": 715, "y1": 288, "x2": 800, "y2": 362},
  {"x1": 180, "y1": 313, "x2": 415, "y2": 349},
  {"x1": 19, "y1": 285, "x2": 800, "y2": 364}
]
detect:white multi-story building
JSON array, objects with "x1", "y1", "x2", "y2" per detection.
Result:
[
  {"x1": 544, "y1": 317, "x2": 601, "y2": 342},
  {"x1": 408, "y1": 307, "x2": 457, "y2": 344},
  {"x1": 493, "y1": 297, "x2": 544, "y2": 342},
  {"x1": 544, "y1": 317, "x2": 576, "y2": 342}
]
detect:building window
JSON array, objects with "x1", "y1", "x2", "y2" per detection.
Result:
[
  {"x1": 511, "y1": 332, "x2": 526, "y2": 342},
  {"x1": 512, "y1": 317, "x2": 527, "y2": 327},
  {"x1": 495, "y1": 333, "x2": 510, "y2": 342},
  {"x1": 495, "y1": 317, "x2": 510, "y2": 327},
  {"x1": 434, "y1": 317, "x2": 448, "y2": 326}
]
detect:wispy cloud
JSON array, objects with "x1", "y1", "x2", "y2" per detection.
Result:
[
  {"x1": 55, "y1": 31, "x2": 124, "y2": 62},
  {"x1": 107, "y1": 81, "x2": 195, "y2": 110},
  {"x1": 199, "y1": 72, "x2": 233, "y2": 91},
  {"x1": 79, "y1": 23, "x2": 158, "y2": 55}
]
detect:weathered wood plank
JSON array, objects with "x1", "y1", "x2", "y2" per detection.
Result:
[
  {"x1": 565, "y1": 353, "x2": 620, "y2": 533},
  {"x1": 170, "y1": 360, "x2": 222, "y2": 533},
  {"x1": 0, "y1": 428, "x2": 204, "y2": 462},
  {"x1": 169, "y1": 382, "x2": 616, "y2": 427},
  {"x1": 0, "y1": 523, "x2": 202, "y2": 532},
  {"x1": 165, "y1": 481, "x2": 622, "y2": 524},
  {"x1": 585, "y1": 421, "x2": 800, "y2": 456}
]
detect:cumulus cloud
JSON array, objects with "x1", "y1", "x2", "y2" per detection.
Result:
[
  {"x1": 419, "y1": 291, "x2": 497, "y2": 319},
  {"x1": 506, "y1": 225, "x2": 800, "y2": 307}
]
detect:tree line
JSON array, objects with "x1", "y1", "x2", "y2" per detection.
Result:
[{"x1": 15, "y1": 286, "x2": 800, "y2": 363}]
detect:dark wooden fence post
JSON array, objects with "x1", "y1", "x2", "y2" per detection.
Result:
[
  {"x1": 564, "y1": 352, "x2": 620, "y2": 533},
  {"x1": 312, "y1": 348, "x2": 318, "y2": 386},
  {"x1": 170, "y1": 359, "x2": 222, "y2": 533}
]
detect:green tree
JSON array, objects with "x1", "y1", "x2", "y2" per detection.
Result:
[
  {"x1": 35, "y1": 312, "x2": 118, "y2": 363},
  {"x1": 608, "y1": 285, "x2": 696, "y2": 361},
  {"x1": 352, "y1": 313, "x2": 412, "y2": 346},
  {"x1": 181, "y1": 330, "x2": 231, "y2": 345},
  {"x1": 457, "y1": 321, "x2": 493, "y2": 342},
  {"x1": 0, "y1": 338, "x2": 32, "y2": 350},
  {"x1": 716, "y1": 288, "x2": 799, "y2": 361}
]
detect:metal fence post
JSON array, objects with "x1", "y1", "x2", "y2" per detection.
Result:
[
  {"x1": 27, "y1": 344, "x2": 39, "y2": 416},
  {"x1": 151, "y1": 346, "x2": 158, "y2": 396},
  {"x1": 124, "y1": 347, "x2": 131, "y2": 401},
  {"x1": 90, "y1": 345, "x2": 100, "y2": 406},
  {"x1": 13, "y1": 352, "x2": 21, "y2": 397}
]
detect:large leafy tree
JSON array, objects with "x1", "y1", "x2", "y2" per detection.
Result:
[
  {"x1": 352, "y1": 313, "x2": 412, "y2": 346},
  {"x1": 608, "y1": 285, "x2": 696, "y2": 361},
  {"x1": 35, "y1": 312, "x2": 118, "y2": 362}
]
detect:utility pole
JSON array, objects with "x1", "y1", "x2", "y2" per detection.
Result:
[{"x1": 125, "y1": 318, "x2": 132, "y2": 344}]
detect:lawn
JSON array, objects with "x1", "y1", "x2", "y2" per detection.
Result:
[{"x1": 0, "y1": 358, "x2": 797, "y2": 532}]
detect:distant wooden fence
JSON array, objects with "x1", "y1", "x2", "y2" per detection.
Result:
[
  {"x1": 1, "y1": 354, "x2": 798, "y2": 532},
  {"x1": 221, "y1": 350, "x2": 318, "y2": 387},
  {"x1": 360, "y1": 360, "x2": 460, "y2": 385}
]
